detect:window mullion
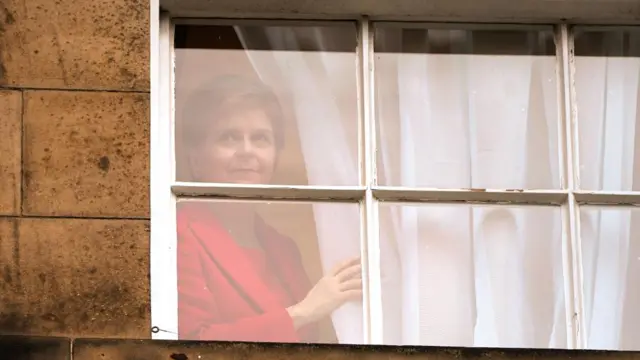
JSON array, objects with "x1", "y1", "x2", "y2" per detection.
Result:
[
  {"x1": 559, "y1": 23, "x2": 586, "y2": 349},
  {"x1": 359, "y1": 16, "x2": 384, "y2": 345}
]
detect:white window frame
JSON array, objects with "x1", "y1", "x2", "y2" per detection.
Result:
[{"x1": 150, "y1": 0, "x2": 640, "y2": 349}]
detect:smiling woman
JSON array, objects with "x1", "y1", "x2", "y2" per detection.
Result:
[
  {"x1": 175, "y1": 75, "x2": 363, "y2": 342},
  {"x1": 170, "y1": 22, "x2": 366, "y2": 344},
  {"x1": 181, "y1": 75, "x2": 285, "y2": 184}
]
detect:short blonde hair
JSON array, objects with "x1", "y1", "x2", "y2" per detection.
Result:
[{"x1": 180, "y1": 75, "x2": 286, "y2": 150}]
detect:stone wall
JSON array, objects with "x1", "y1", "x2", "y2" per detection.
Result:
[
  {"x1": 1, "y1": 0, "x2": 639, "y2": 358},
  {"x1": 0, "y1": 0, "x2": 151, "y2": 340}
]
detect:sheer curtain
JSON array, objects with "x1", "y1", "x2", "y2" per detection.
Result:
[
  {"x1": 236, "y1": 26, "x2": 404, "y2": 344},
  {"x1": 236, "y1": 25, "x2": 570, "y2": 347},
  {"x1": 374, "y1": 29, "x2": 566, "y2": 348},
  {"x1": 575, "y1": 53, "x2": 640, "y2": 350},
  {"x1": 175, "y1": 24, "x2": 639, "y2": 348}
]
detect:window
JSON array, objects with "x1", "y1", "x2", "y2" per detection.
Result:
[{"x1": 150, "y1": 3, "x2": 640, "y2": 351}]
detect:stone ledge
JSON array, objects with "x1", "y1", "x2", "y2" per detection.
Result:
[
  {"x1": 1, "y1": 335, "x2": 639, "y2": 360},
  {"x1": 0, "y1": 334, "x2": 70, "y2": 360},
  {"x1": 69, "y1": 338, "x2": 640, "y2": 360}
]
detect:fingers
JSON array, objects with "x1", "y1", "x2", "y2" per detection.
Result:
[
  {"x1": 340, "y1": 289, "x2": 363, "y2": 302},
  {"x1": 330, "y1": 257, "x2": 361, "y2": 276},
  {"x1": 339, "y1": 278, "x2": 362, "y2": 292},
  {"x1": 335, "y1": 262, "x2": 362, "y2": 283}
]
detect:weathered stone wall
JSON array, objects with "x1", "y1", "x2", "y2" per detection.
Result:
[
  {"x1": 0, "y1": 0, "x2": 151, "y2": 340},
  {"x1": 1, "y1": 0, "x2": 640, "y2": 358}
]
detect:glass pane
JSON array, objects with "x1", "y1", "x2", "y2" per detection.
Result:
[
  {"x1": 174, "y1": 24, "x2": 359, "y2": 186},
  {"x1": 374, "y1": 25, "x2": 560, "y2": 190},
  {"x1": 580, "y1": 206, "x2": 640, "y2": 350},
  {"x1": 574, "y1": 29, "x2": 640, "y2": 191},
  {"x1": 378, "y1": 202, "x2": 566, "y2": 348},
  {"x1": 175, "y1": 198, "x2": 362, "y2": 344}
]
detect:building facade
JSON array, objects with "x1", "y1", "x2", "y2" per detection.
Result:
[{"x1": 1, "y1": 0, "x2": 640, "y2": 358}]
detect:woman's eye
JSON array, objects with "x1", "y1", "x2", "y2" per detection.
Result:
[
  {"x1": 253, "y1": 134, "x2": 273, "y2": 146},
  {"x1": 218, "y1": 133, "x2": 237, "y2": 143}
]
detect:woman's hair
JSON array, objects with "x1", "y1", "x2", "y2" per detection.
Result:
[{"x1": 180, "y1": 75, "x2": 286, "y2": 151}]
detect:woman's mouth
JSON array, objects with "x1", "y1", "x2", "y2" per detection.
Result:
[{"x1": 230, "y1": 169, "x2": 259, "y2": 174}]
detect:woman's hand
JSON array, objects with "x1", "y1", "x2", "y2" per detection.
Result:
[{"x1": 287, "y1": 257, "x2": 362, "y2": 328}]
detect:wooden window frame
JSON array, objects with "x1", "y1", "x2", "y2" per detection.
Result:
[{"x1": 150, "y1": 0, "x2": 640, "y2": 348}]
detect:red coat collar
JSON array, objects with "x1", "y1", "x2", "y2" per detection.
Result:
[{"x1": 177, "y1": 201, "x2": 308, "y2": 312}]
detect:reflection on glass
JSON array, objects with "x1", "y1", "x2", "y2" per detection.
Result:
[
  {"x1": 378, "y1": 202, "x2": 566, "y2": 348},
  {"x1": 574, "y1": 29, "x2": 640, "y2": 191},
  {"x1": 580, "y1": 206, "x2": 640, "y2": 350},
  {"x1": 174, "y1": 24, "x2": 359, "y2": 186},
  {"x1": 374, "y1": 26, "x2": 560, "y2": 190},
  {"x1": 176, "y1": 199, "x2": 362, "y2": 343}
]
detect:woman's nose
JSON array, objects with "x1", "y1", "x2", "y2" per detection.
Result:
[{"x1": 237, "y1": 136, "x2": 256, "y2": 154}]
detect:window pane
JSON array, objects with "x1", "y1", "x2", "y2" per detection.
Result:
[
  {"x1": 374, "y1": 25, "x2": 560, "y2": 190},
  {"x1": 174, "y1": 24, "x2": 359, "y2": 186},
  {"x1": 580, "y1": 206, "x2": 640, "y2": 350},
  {"x1": 574, "y1": 29, "x2": 640, "y2": 191},
  {"x1": 378, "y1": 202, "x2": 566, "y2": 348},
  {"x1": 175, "y1": 198, "x2": 362, "y2": 344}
]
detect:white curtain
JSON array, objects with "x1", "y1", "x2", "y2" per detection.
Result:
[
  {"x1": 575, "y1": 52, "x2": 640, "y2": 350},
  {"x1": 374, "y1": 29, "x2": 566, "y2": 348},
  {"x1": 236, "y1": 26, "x2": 404, "y2": 345},
  {"x1": 234, "y1": 26, "x2": 640, "y2": 349}
]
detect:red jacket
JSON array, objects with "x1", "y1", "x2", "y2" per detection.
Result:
[{"x1": 177, "y1": 202, "x2": 318, "y2": 342}]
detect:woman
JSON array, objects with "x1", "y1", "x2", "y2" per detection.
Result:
[{"x1": 177, "y1": 75, "x2": 362, "y2": 343}]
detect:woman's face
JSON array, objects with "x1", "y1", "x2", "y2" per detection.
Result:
[{"x1": 190, "y1": 108, "x2": 278, "y2": 184}]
